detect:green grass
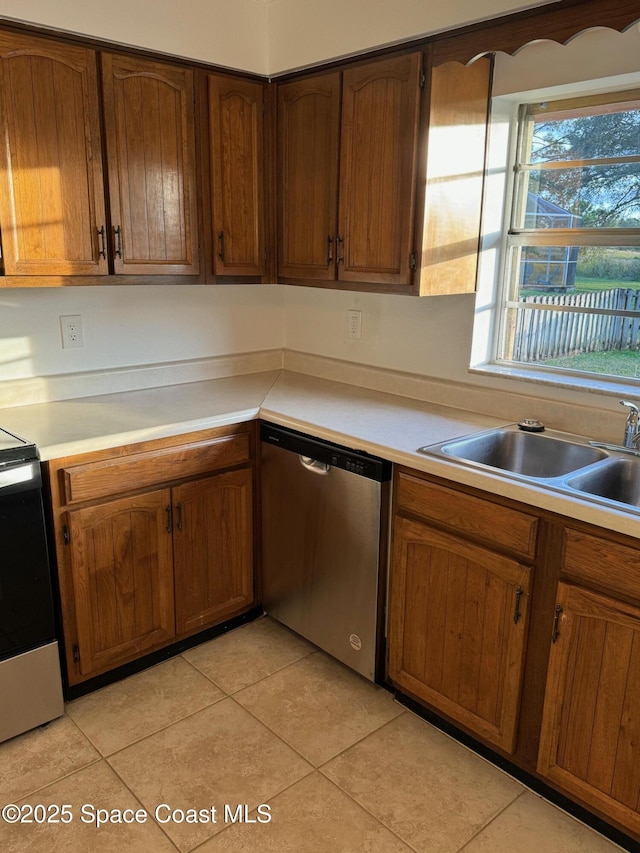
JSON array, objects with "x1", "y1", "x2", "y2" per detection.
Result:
[
  {"x1": 574, "y1": 276, "x2": 640, "y2": 292},
  {"x1": 520, "y1": 277, "x2": 640, "y2": 297},
  {"x1": 542, "y1": 349, "x2": 640, "y2": 378}
]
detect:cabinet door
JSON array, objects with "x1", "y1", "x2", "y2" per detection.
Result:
[
  {"x1": 0, "y1": 32, "x2": 107, "y2": 276},
  {"x1": 66, "y1": 489, "x2": 175, "y2": 681},
  {"x1": 277, "y1": 73, "x2": 340, "y2": 280},
  {"x1": 338, "y1": 53, "x2": 421, "y2": 286},
  {"x1": 101, "y1": 54, "x2": 199, "y2": 275},
  {"x1": 209, "y1": 75, "x2": 266, "y2": 276},
  {"x1": 417, "y1": 58, "x2": 491, "y2": 296},
  {"x1": 388, "y1": 516, "x2": 531, "y2": 753},
  {"x1": 538, "y1": 583, "x2": 640, "y2": 835},
  {"x1": 173, "y1": 468, "x2": 253, "y2": 636}
]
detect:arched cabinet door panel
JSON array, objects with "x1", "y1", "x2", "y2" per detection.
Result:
[
  {"x1": 173, "y1": 468, "x2": 254, "y2": 636},
  {"x1": 388, "y1": 515, "x2": 532, "y2": 754},
  {"x1": 538, "y1": 582, "x2": 640, "y2": 837},
  {"x1": 338, "y1": 52, "x2": 422, "y2": 286},
  {"x1": 0, "y1": 32, "x2": 107, "y2": 276},
  {"x1": 67, "y1": 489, "x2": 176, "y2": 679},
  {"x1": 209, "y1": 75, "x2": 266, "y2": 277},
  {"x1": 277, "y1": 73, "x2": 341, "y2": 281},
  {"x1": 101, "y1": 53, "x2": 200, "y2": 276}
]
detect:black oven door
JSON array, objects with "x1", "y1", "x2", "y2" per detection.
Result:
[{"x1": 0, "y1": 460, "x2": 56, "y2": 662}]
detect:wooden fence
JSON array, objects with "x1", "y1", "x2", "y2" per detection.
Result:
[{"x1": 512, "y1": 288, "x2": 640, "y2": 362}]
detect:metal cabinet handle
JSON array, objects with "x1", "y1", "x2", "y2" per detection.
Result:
[
  {"x1": 513, "y1": 585, "x2": 523, "y2": 624},
  {"x1": 114, "y1": 225, "x2": 123, "y2": 259},
  {"x1": 175, "y1": 502, "x2": 183, "y2": 531},
  {"x1": 218, "y1": 231, "x2": 225, "y2": 262},
  {"x1": 336, "y1": 234, "x2": 344, "y2": 265},
  {"x1": 299, "y1": 455, "x2": 330, "y2": 475},
  {"x1": 552, "y1": 604, "x2": 563, "y2": 643},
  {"x1": 326, "y1": 235, "x2": 333, "y2": 266},
  {"x1": 165, "y1": 505, "x2": 172, "y2": 533},
  {"x1": 97, "y1": 225, "x2": 107, "y2": 259}
]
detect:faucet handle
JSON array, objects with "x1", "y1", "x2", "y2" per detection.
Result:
[
  {"x1": 620, "y1": 400, "x2": 640, "y2": 420},
  {"x1": 620, "y1": 401, "x2": 640, "y2": 448}
]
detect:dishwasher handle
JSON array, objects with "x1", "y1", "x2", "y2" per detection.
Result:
[{"x1": 300, "y1": 455, "x2": 331, "y2": 475}]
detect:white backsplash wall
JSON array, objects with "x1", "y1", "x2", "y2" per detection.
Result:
[
  {"x1": 0, "y1": 285, "x2": 284, "y2": 382},
  {"x1": 281, "y1": 282, "x2": 638, "y2": 437},
  {"x1": 284, "y1": 285, "x2": 477, "y2": 383}
]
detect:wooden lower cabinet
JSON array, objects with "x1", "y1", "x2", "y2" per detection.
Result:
[
  {"x1": 173, "y1": 468, "x2": 253, "y2": 636},
  {"x1": 49, "y1": 426, "x2": 255, "y2": 686},
  {"x1": 388, "y1": 514, "x2": 531, "y2": 753},
  {"x1": 538, "y1": 582, "x2": 640, "y2": 836},
  {"x1": 390, "y1": 466, "x2": 640, "y2": 843},
  {"x1": 67, "y1": 489, "x2": 176, "y2": 678}
]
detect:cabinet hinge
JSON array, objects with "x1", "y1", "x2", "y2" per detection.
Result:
[
  {"x1": 72, "y1": 644, "x2": 80, "y2": 663},
  {"x1": 63, "y1": 524, "x2": 70, "y2": 545},
  {"x1": 419, "y1": 68, "x2": 426, "y2": 89},
  {"x1": 409, "y1": 252, "x2": 417, "y2": 272}
]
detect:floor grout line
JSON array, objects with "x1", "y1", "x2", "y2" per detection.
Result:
[
  {"x1": 317, "y1": 772, "x2": 422, "y2": 853},
  {"x1": 103, "y1": 758, "x2": 182, "y2": 852},
  {"x1": 455, "y1": 787, "x2": 527, "y2": 852},
  {"x1": 181, "y1": 644, "x2": 317, "y2": 696},
  {"x1": 232, "y1": 673, "x2": 405, "y2": 770},
  {"x1": 2, "y1": 620, "x2": 629, "y2": 852},
  {"x1": 4, "y1": 714, "x2": 102, "y2": 803}
]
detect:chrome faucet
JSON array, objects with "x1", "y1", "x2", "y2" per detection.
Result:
[{"x1": 620, "y1": 400, "x2": 640, "y2": 448}]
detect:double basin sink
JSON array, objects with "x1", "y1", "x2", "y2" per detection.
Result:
[{"x1": 419, "y1": 425, "x2": 640, "y2": 513}]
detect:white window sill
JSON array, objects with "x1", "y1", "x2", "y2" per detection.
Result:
[{"x1": 469, "y1": 362, "x2": 640, "y2": 400}]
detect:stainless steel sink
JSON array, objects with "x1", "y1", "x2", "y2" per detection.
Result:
[
  {"x1": 566, "y1": 457, "x2": 640, "y2": 509},
  {"x1": 418, "y1": 423, "x2": 640, "y2": 515},
  {"x1": 424, "y1": 427, "x2": 608, "y2": 479}
]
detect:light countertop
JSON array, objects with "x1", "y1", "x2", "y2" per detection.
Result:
[
  {"x1": 0, "y1": 372, "x2": 280, "y2": 459},
  {"x1": 2, "y1": 368, "x2": 640, "y2": 539}
]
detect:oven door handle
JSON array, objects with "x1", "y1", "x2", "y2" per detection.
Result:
[{"x1": 0, "y1": 461, "x2": 41, "y2": 493}]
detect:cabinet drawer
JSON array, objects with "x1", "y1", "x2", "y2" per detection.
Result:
[
  {"x1": 562, "y1": 528, "x2": 640, "y2": 603},
  {"x1": 395, "y1": 470, "x2": 538, "y2": 559},
  {"x1": 62, "y1": 434, "x2": 250, "y2": 504}
]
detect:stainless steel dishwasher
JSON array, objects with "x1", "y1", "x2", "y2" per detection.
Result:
[{"x1": 261, "y1": 422, "x2": 391, "y2": 681}]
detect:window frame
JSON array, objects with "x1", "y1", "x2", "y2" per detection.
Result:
[{"x1": 494, "y1": 88, "x2": 640, "y2": 381}]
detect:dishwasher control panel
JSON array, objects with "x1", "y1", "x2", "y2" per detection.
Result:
[{"x1": 261, "y1": 423, "x2": 391, "y2": 482}]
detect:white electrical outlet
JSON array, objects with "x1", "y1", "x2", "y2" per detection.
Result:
[
  {"x1": 347, "y1": 309, "x2": 362, "y2": 340},
  {"x1": 60, "y1": 315, "x2": 84, "y2": 349}
]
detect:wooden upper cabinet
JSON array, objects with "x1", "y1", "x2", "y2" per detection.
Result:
[
  {"x1": 208, "y1": 75, "x2": 266, "y2": 276},
  {"x1": 277, "y1": 73, "x2": 340, "y2": 281},
  {"x1": 338, "y1": 52, "x2": 422, "y2": 286},
  {"x1": 416, "y1": 57, "x2": 491, "y2": 296},
  {"x1": 0, "y1": 32, "x2": 107, "y2": 276},
  {"x1": 275, "y1": 52, "x2": 422, "y2": 290},
  {"x1": 101, "y1": 53, "x2": 199, "y2": 275},
  {"x1": 538, "y1": 582, "x2": 640, "y2": 835},
  {"x1": 275, "y1": 50, "x2": 491, "y2": 295}
]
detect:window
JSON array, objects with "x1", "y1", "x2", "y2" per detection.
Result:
[{"x1": 496, "y1": 90, "x2": 640, "y2": 381}]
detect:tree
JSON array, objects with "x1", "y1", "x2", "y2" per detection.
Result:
[{"x1": 530, "y1": 107, "x2": 640, "y2": 228}]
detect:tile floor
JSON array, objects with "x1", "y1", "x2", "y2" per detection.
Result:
[{"x1": 0, "y1": 616, "x2": 626, "y2": 852}]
